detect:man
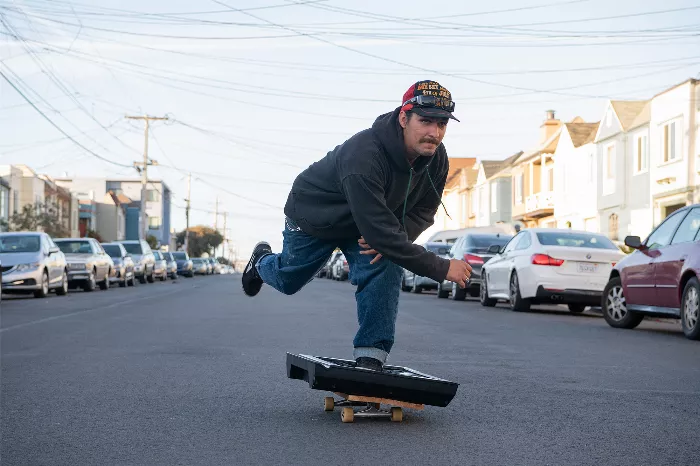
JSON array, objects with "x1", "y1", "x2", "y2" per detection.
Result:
[{"x1": 242, "y1": 80, "x2": 472, "y2": 371}]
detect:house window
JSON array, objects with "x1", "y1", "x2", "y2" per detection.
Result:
[
  {"x1": 608, "y1": 213, "x2": 619, "y2": 241},
  {"x1": 490, "y1": 183, "x2": 497, "y2": 213},
  {"x1": 635, "y1": 133, "x2": 648, "y2": 173},
  {"x1": 514, "y1": 174, "x2": 523, "y2": 205},
  {"x1": 662, "y1": 120, "x2": 679, "y2": 163},
  {"x1": 605, "y1": 145, "x2": 615, "y2": 180},
  {"x1": 546, "y1": 166, "x2": 554, "y2": 192},
  {"x1": 13, "y1": 191, "x2": 19, "y2": 213},
  {"x1": 147, "y1": 189, "x2": 161, "y2": 202},
  {"x1": 148, "y1": 217, "x2": 162, "y2": 229}
]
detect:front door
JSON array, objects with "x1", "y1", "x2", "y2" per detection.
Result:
[{"x1": 653, "y1": 208, "x2": 700, "y2": 309}]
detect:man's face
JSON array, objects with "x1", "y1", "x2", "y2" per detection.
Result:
[{"x1": 399, "y1": 111, "x2": 449, "y2": 158}]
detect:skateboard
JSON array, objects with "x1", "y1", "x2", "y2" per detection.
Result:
[{"x1": 286, "y1": 353, "x2": 458, "y2": 423}]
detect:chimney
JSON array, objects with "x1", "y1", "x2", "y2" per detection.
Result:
[{"x1": 540, "y1": 109, "x2": 561, "y2": 145}]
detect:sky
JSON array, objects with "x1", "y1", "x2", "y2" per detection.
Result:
[{"x1": 1, "y1": 0, "x2": 699, "y2": 261}]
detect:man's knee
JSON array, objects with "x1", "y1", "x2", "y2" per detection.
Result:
[{"x1": 280, "y1": 278, "x2": 305, "y2": 295}]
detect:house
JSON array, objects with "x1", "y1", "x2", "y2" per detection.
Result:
[
  {"x1": 647, "y1": 78, "x2": 699, "y2": 225},
  {"x1": 105, "y1": 179, "x2": 171, "y2": 247},
  {"x1": 1, "y1": 164, "x2": 46, "y2": 213},
  {"x1": 473, "y1": 153, "x2": 521, "y2": 228},
  {"x1": 96, "y1": 191, "x2": 127, "y2": 243},
  {"x1": 418, "y1": 157, "x2": 477, "y2": 243},
  {"x1": 0, "y1": 177, "x2": 9, "y2": 231},
  {"x1": 594, "y1": 99, "x2": 653, "y2": 241},
  {"x1": 39, "y1": 174, "x2": 74, "y2": 238},
  {"x1": 0, "y1": 166, "x2": 22, "y2": 216},
  {"x1": 511, "y1": 110, "x2": 562, "y2": 228},
  {"x1": 553, "y1": 118, "x2": 600, "y2": 232}
]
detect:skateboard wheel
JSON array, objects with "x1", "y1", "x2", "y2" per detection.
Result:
[
  {"x1": 390, "y1": 407, "x2": 403, "y2": 422},
  {"x1": 324, "y1": 397, "x2": 335, "y2": 411},
  {"x1": 341, "y1": 407, "x2": 354, "y2": 423}
]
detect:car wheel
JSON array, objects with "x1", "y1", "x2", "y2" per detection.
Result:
[
  {"x1": 147, "y1": 270, "x2": 155, "y2": 283},
  {"x1": 34, "y1": 270, "x2": 49, "y2": 298},
  {"x1": 479, "y1": 273, "x2": 497, "y2": 307},
  {"x1": 681, "y1": 277, "x2": 700, "y2": 340},
  {"x1": 451, "y1": 282, "x2": 467, "y2": 301},
  {"x1": 401, "y1": 275, "x2": 410, "y2": 292},
  {"x1": 436, "y1": 282, "x2": 449, "y2": 299},
  {"x1": 128, "y1": 274, "x2": 135, "y2": 286},
  {"x1": 84, "y1": 270, "x2": 96, "y2": 292},
  {"x1": 411, "y1": 275, "x2": 422, "y2": 294},
  {"x1": 509, "y1": 272, "x2": 530, "y2": 312},
  {"x1": 56, "y1": 271, "x2": 68, "y2": 296},
  {"x1": 468, "y1": 287, "x2": 480, "y2": 298},
  {"x1": 568, "y1": 304, "x2": 586, "y2": 313},
  {"x1": 602, "y1": 277, "x2": 643, "y2": 329},
  {"x1": 139, "y1": 273, "x2": 147, "y2": 284},
  {"x1": 99, "y1": 270, "x2": 110, "y2": 290},
  {"x1": 119, "y1": 272, "x2": 127, "y2": 287}
]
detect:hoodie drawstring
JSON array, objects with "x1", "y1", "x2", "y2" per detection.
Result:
[{"x1": 401, "y1": 167, "x2": 451, "y2": 227}]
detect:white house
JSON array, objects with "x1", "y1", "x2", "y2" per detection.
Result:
[
  {"x1": 594, "y1": 99, "x2": 653, "y2": 241},
  {"x1": 473, "y1": 155, "x2": 519, "y2": 228},
  {"x1": 553, "y1": 118, "x2": 600, "y2": 232},
  {"x1": 648, "y1": 78, "x2": 700, "y2": 224}
]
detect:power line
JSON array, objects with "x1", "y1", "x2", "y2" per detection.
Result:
[{"x1": 0, "y1": 69, "x2": 132, "y2": 168}]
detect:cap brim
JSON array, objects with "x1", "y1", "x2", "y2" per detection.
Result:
[{"x1": 412, "y1": 106, "x2": 460, "y2": 122}]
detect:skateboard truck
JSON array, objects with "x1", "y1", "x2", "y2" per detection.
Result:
[{"x1": 324, "y1": 393, "x2": 423, "y2": 423}]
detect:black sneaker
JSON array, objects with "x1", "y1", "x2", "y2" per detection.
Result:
[
  {"x1": 355, "y1": 357, "x2": 383, "y2": 372},
  {"x1": 242, "y1": 242, "x2": 272, "y2": 297}
]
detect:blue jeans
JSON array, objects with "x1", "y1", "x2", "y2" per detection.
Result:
[{"x1": 256, "y1": 218, "x2": 403, "y2": 363}]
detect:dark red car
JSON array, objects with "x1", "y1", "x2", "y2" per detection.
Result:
[{"x1": 602, "y1": 204, "x2": 700, "y2": 340}]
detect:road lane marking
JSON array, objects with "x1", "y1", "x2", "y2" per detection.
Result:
[{"x1": 0, "y1": 285, "x2": 194, "y2": 333}]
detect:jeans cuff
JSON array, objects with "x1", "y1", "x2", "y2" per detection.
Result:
[{"x1": 353, "y1": 347, "x2": 388, "y2": 364}]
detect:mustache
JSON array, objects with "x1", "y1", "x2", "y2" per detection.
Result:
[{"x1": 419, "y1": 137, "x2": 440, "y2": 145}]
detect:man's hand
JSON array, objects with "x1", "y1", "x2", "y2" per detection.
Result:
[
  {"x1": 446, "y1": 259, "x2": 473, "y2": 289},
  {"x1": 358, "y1": 237, "x2": 383, "y2": 264}
]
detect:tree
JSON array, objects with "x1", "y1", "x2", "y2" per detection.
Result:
[
  {"x1": 86, "y1": 229, "x2": 104, "y2": 243},
  {"x1": 0, "y1": 202, "x2": 70, "y2": 238},
  {"x1": 175, "y1": 225, "x2": 223, "y2": 258},
  {"x1": 146, "y1": 234, "x2": 159, "y2": 250}
]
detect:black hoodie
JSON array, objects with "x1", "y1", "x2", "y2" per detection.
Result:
[{"x1": 283, "y1": 107, "x2": 451, "y2": 282}]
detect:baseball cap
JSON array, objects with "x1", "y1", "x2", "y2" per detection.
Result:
[{"x1": 401, "y1": 80, "x2": 459, "y2": 122}]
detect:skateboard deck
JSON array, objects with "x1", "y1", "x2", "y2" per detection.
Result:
[{"x1": 286, "y1": 353, "x2": 459, "y2": 423}]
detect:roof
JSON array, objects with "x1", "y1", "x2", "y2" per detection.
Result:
[
  {"x1": 445, "y1": 157, "x2": 477, "y2": 190},
  {"x1": 610, "y1": 100, "x2": 650, "y2": 131},
  {"x1": 564, "y1": 122, "x2": 600, "y2": 147},
  {"x1": 481, "y1": 160, "x2": 505, "y2": 179},
  {"x1": 116, "y1": 193, "x2": 132, "y2": 204},
  {"x1": 650, "y1": 77, "x2": 698, "y2": 100}
]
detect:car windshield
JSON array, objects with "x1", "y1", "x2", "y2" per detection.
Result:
[
  {"x1": 536, "y1": 232, "x2": 618, "y2": 250},
  {"x1": 153, "y1": 252, "x2": 162, "y2": 260},
  {"x1": 56, "y1": 240, "x2": 92, "y2": 254},
  {"x1": 469, "y1": 234, "x2": 511, "y2": 248},
  {"x1": 426, "y1": 244, "x2": 450, "y2": 255},
  {"x1": 173, "y1": 252, "x2": 187, "y2": 260},
  {"x1": 121, "y1": 243, "x2": 143, "y2": 255},
  {"x1": 102, "y1": 245, "x2": 122, "y2": 258},
  {"x1": 162, "y1": 253, "x2": 172, "y2": 260},
  {"x1": 0, "y1": 235, "x2": 41, "y2": 253}
]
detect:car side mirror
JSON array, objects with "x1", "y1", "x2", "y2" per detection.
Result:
[
  {"x1": 49, "y1": 246, "x2": 59, "y2": 255},
  {"x1": 488, "y1": 245, "x2": 501, "y2": 254},
  {"x1": 624, "y1": 235, "x2": 643, "y2": 250}
]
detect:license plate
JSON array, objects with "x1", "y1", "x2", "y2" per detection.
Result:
[
  {"x1": 577, "y1": 263, "x2": 598, "y2": 273},
  {"x1": 72, "y1": 274, "x2": 88, "y2": 280}
]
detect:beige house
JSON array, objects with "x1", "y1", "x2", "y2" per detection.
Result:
[{"x1": 511, "y1": 111, "x2": 562, "y2": 228}]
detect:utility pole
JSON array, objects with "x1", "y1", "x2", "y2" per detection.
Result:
[
  {"x1": 214, "y1": 197, "x2": 219, "y2": 258},
  {"x1": 222, "y1": 212, "x2": 227, "y2": 260},
  {"x1": 185, "y1": 172, "x2": 191, "y2": 255},
  {"x1": 126, "y1": 115, "x2": 168, "y2": 239}
]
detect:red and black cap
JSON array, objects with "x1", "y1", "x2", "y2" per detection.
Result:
[{"x1": 401, "y1": 80, "x2": 459, "y2": 122}]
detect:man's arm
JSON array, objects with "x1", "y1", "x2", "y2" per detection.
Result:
[{"x1": 341, "y1": 173, "x2": 450, "y2": 282}]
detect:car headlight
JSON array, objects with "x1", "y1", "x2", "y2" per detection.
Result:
[{"x1": 16, "y1": 262, "x2": 40, "y2": 272}]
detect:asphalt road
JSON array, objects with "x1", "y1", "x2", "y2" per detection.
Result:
[{"x1": 2, "y1": 274, "x2": 699, "y2": 465}]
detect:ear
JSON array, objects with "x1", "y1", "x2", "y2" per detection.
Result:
[{"x1": 398, "y1": 110, "x2": 408, "y2": 129}]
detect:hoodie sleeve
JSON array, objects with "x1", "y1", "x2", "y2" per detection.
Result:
[
  {"x1": 403, "y1": 160, "x2": 449, "y2": 242},
  {"x1": 341, "y1": 173, "x2": 451, "y2": 282}
]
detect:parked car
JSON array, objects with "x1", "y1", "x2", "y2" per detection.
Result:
[
  {"x1": 152, "y1": 251, "x2": 169, "y2": 281},
  {"x1": 161, "y1": 252, "x2": 178, "y2": 279},
  {"x1": 209, "y1": 258, "x2": 222, "y2": 274},
  {"x1": 401, "y1": 242, "x2": 451, "y2": 294},
  {"x1": 480, "y1": 228, "x2": 624, "y2": 313},
  {"x1": 0, "y1": 232, "x2": 68, "y2": 298},
  {"x1": 332, "y1": 253, "x2": 349, "y2": 281},
  {"x1": 54, "y1": 238, "x2": 114, "y2": 291},
  {"x1": 192, "y1": 258, "x2": 208, "y2": 275},
  {"x1": 172, "y1": 251, "x2": 194, "y2": 277},
  {"x1": 436, "y1": 232, "x2": 513, "y2": 300},
  {"x1": 601, "y1": 204, "x2": 700, "y2": 340},
  {"x1": 319, "y1": 252, "x2": 342, "y2": 279},
  {"x1": 101, "y1": 242, "x2": 135, "y2": 287},
  {"x1": 118, "y1": 240, "x2": 155, "y2": 283}
]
